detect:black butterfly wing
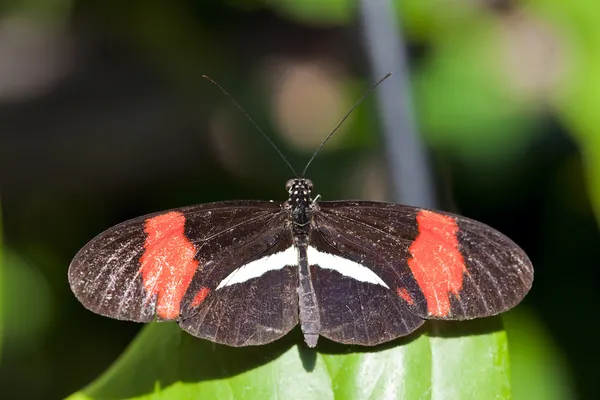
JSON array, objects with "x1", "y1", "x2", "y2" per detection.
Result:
[
  {"x1": 309, "y1": 201, "x2": 533, "y2": 345},
  {"x1": 69, "y1": 201, "x2": 299, "y2": 346},
  {"x1": 179, "y1": 221, "x2": 299, "y2": 346},
  {"x1": 309, "y1": 230, "x2": 425, "y2": 346}
]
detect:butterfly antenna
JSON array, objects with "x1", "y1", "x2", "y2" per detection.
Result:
[
  {"x1": 301, "y1": 72, "x2": 393, "y2": 177},
  {"x1": 202, "y1": 75, "x2": 298, "y2": 177}
]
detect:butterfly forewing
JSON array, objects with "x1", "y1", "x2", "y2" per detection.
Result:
[
  {"x1": 313, "y1": 201, "x2": 533, "y2": 321},
  {"x1": 68, "y1": 201, "x2": 286, "y2": 326}
]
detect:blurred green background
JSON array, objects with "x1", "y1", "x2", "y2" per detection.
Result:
[{"x1": 1, "y1": 0, "x2": 598, "y2": 398}]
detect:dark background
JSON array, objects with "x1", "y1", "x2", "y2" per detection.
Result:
[{"x1": 1, "y1": 1, "x2": 597, "y2": 399}]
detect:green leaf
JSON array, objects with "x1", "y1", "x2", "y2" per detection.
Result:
[{"x1": 68, "y1": 317, "x2": 509, "y2": 400}]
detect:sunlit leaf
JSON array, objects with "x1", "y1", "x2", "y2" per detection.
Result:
[{"x1": 68, "y1": 318, "x2": 510, "y2": 400}]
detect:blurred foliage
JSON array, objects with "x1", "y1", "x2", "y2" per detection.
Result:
[
  {"x1": 265, "y1": 0, "x2": 352, "y2": 25},
  {"x1": 531, "y1": 0, "x2": 600, "y2": 223},
  {"x1": 506, "y1": 309, "x2": 574, "y2": 400},
  {"x1": 0, "y1": 0, "x2": 73, "y2": 22},
  {"x1": 0, "y1": 203, "x2": 3, "y2": 363},
  {"x1": 0, "y1": 0, "x2": 598, "y2": 399},
  {"x1": 413, "y1": 23, "x2": 539, "y2": 168},
  {"x1": 2, "y1": 249, "x2": 53, "y2": 352}
]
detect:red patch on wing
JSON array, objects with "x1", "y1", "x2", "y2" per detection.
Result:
[
  {"x1": 140, "y1": 211, "x2": 199, "y2": 320},
  {"x1": 397, "y1": 287, "x2": 414, "y2": 305},
  {"x1": 191, "y1": 286, "x2": 210, "y2": 308},
  {"x1": 407, "y1": 210, "x2": 466, "y2": 317}
]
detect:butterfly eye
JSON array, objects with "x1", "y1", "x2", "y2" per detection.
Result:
[
  {"x1": 305, "y1": 179, "x2": 314, "y2": 191},
  {"x1": 285, "y1": 179, "x2": 295, "y2": 192}
]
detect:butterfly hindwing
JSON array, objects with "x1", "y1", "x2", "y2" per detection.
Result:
[
  {"x1": 179, "y1": 228, "x2": 299, "y2": 346},
  {"x1": 314, "y1": 201, "x2": 533, "y2": 321},
  {"x1": 308, "y1": 230, "x2": 425, "y2": 346}
]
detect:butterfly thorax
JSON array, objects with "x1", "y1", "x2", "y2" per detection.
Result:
[{"x1": 286, "y1": 178, "x2": 314, "y2": 237}]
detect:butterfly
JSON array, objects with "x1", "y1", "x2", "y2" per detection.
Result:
[{"x1": 68, "y1": 74, "x2": 533, "y2": 347}]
